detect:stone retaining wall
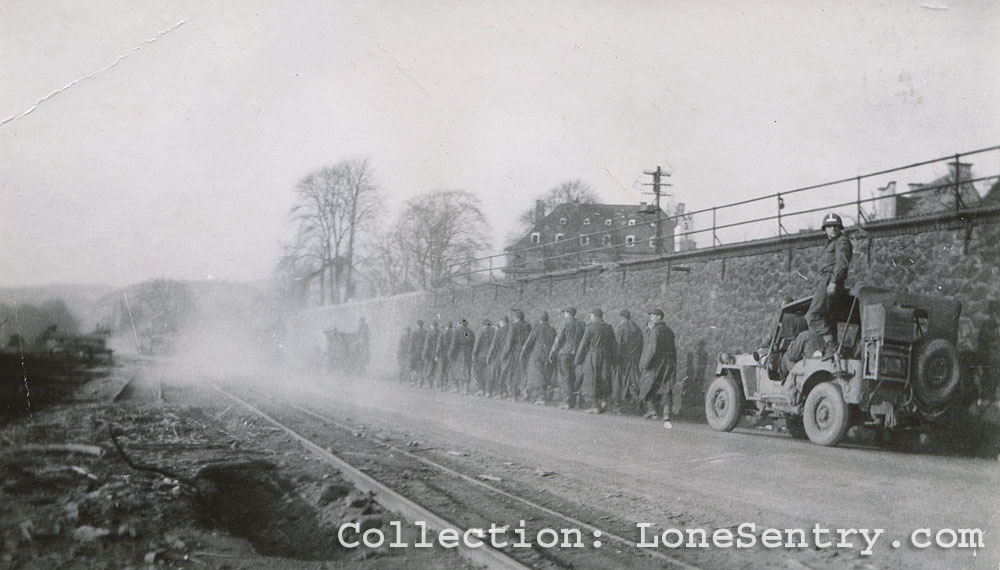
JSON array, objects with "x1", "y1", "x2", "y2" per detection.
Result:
[{"x1": 286, "y1": 215, "x2": 1000, "y2": 414}]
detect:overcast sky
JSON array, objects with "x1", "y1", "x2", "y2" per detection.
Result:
[{"x1": 1, "y1": 0, "x2": 997, "y2": 287}]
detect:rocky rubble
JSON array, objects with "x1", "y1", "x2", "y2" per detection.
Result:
[{"x1": 0, "y1": 391, "x2": 470, "y2": 569}]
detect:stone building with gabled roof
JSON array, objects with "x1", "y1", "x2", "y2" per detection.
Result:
[{"x1": 504, "y1": 201, "x2": 675, "y2": 276}]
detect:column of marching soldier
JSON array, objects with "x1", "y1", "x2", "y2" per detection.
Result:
[{"x1": 395, "y1": 306, "x2": 678, "y2": 429}]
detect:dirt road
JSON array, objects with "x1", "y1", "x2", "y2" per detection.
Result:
[{"x1": 219, "y1": 370, "x2": 998, "y2": 570}]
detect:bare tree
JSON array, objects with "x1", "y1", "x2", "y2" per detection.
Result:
[
  {"x1": 287, "y1": 159, "x2": 381, "y2": 304},
  {"x1": 397, "y1": 190, "x2": 491, "y2": 289},
  {"x1": 357, "y1": 227, "x2": 411, "y2": 296},
  {"x1": 513, "y1": 179, "x2": 600, "y2": 236},
  {"x1": 288, "y1": 170, "x2": 334, "y2": 303},
  {"x1": 335, "y1": 159, "x2": 381, "y2": 300}
]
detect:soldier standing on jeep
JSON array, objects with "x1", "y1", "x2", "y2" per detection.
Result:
[{"x1": 805, "y1": 213, "x2": 853, "y2": 358}]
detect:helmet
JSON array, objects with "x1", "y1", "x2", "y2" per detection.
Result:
[{"x1": 821, "y1": 213, "x2": 843, "y2": 229}]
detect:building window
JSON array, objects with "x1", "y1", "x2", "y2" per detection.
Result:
[
  {"x1": 559, "y1": 217, "x2": 568, "y2": 225},
  {"x1": 628, "y1": 219, "x2": 636, "y2": 226},
  {"x1": 555, "y1": 233, "x2": 564, "y2": 242},
  {"x1": 530, "y1": 232, "x2": 540, "y2": 244},
  {"x1": 602, "y1": 235, "x2": 612, "y2": 246},
  {"x1": 605, "y1": 219, "x2": 612, "y2": 226},
  {"x1": 583, "y1": 218, "x2": 591, "y2": 225},
  {"x1": 580, "y1": 235, "x2": 590, "y2": 245},
  {"x1": 625, "y1": 235, "x2": 636, "y2": 247}
]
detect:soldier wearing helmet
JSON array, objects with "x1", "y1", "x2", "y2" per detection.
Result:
[{"x1": 805, "y1": 213, "x2": 853, "y2": 358}]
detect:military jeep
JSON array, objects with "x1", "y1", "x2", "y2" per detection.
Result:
[{"x1": 705, "y1": 286, "x2": 963, "y2": 447}]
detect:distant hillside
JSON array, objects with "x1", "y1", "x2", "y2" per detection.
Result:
[
  {"x1": 0, "y1": 283, "x2": 117, "y2": 331},
  {"x1": 0, "y1": 280, "x2": 280, "y2": 346}
]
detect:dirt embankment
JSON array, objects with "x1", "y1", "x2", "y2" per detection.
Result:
[{"x1": 0, "y1": 376, "x2": 471, "y2": 569}]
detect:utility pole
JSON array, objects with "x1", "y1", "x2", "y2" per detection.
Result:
[{"x1": 641, "y1": 166, "x2": 671, "y2": 256}]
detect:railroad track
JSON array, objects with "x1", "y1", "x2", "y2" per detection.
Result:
[
  {"x1": 212, "y1": 381, "x2": 704, "y2": 570},
  {"x1": 112, "y1": 361, "x2": 161, "y2": 403}
]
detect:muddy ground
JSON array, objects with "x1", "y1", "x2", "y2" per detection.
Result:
[{"x1": 0, "y1": 367, "x2": 473, "y2": 570}]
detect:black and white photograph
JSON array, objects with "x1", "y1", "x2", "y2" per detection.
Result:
[{"x1": 1, "y1": 1, "x2": 998, "y2": 568}]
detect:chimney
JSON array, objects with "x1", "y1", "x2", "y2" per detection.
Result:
[
  {"x1": 534, "y1": 199, "x2": 545, "y2": 224},
  {"x1": 875, "y1": 181, "x2": 896, "y2": 219}
]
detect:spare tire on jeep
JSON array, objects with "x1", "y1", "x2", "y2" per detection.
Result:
[{"x1": 911, "y1": 338, "x2": 961, "y2": 411}]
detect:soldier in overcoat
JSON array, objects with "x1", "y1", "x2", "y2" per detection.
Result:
[
  {"x1": 638, "y1": 309, "x2": 677, "y2": 427},
  {"x1": 409, "y1": 320, "x2": 427, "y2": 385},
  {"x1": 575, "y1": 308, "x2": 618, "y2": 413},
  {"x1": 450, "y1": 318, "x2": 476, "y2": 393},
  {"x1": 614, "y1": 309, "x2": 644, "y2": 413},
  {"x1": 520, "y1": 312, "x2": 557, "y2": 403},
  {"x1": 549, "y1": 307, "x2": 585, "y2": 409},
  {"x1": 486, "y1": 317, "x2": 509, "y2": 397},
  {"x1": 421, "y1": 322, "x2": 440, "y2": 388},
  {"x1": 500, "y1": 309, "x2": 532, "y2": 399},
  {"x1": 471, "y1": 320, "x2": 494, "y2": 395}
]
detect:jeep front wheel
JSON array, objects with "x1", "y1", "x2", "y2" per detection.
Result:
[
  {"x1": 803, "y1": 382, "x2": 850, "y2": 446},
  {"x1": 705, "y1": 375, "x2": 743, "y2": 432}
]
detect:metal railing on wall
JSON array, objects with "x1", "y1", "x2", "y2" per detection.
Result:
[{"x1": 448, "y1": 145, "x2": 1000, "y2": 283}]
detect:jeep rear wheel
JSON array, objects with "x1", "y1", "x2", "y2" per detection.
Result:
[
  {"x1": 912, "y1": 338, "x2": 961, "y2": 411},
  {"x1": 705, "y1": 375, "x2": 743, "y2": 432},
  {"x1": 803, "y1": 382, "x2": 850, "y2": 446}
]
